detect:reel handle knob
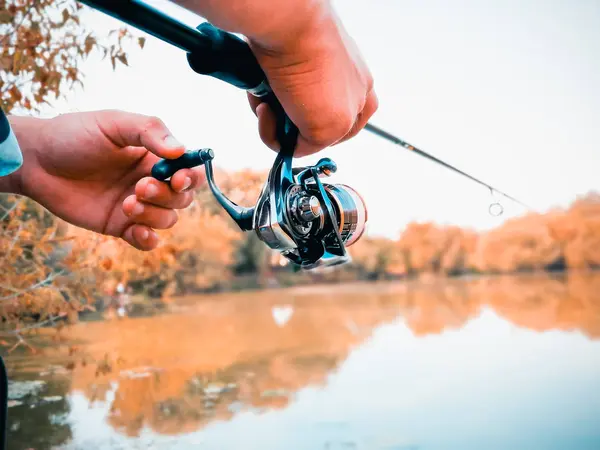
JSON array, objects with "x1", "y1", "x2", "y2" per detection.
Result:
[{"x1": 151, "y1": 148, "x2": 214, "y2": 181}]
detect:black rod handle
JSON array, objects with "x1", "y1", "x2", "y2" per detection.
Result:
[{"x1": 78, "y1": 0, "x2": 210, "y2": 52}]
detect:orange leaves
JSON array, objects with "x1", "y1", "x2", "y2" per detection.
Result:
[
  {"x1": 1, "y1": 195, "x2": 97, "y2": 337},
  {"x1": 0, "y1": 0, "x2": 143, "y2": 113},
  {"x1": 84, "y1": 34, "x2": 96, "y2": 55},
  {"x1": 350, "y1": 191, "x2": 600, "y2": 278},
  {"x1": 0, "y1": 10, "x2": 13, "y2": 25},
  {"x1": 100, "y1": 257, "x2": 113, "y2": 271}
]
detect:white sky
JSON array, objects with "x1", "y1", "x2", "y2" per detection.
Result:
[{"x1": 38, "y1": 0, "x2": 600, "y2": 239}]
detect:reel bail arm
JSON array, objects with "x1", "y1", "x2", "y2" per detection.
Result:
[{"x1": 152, "y1": 148, "x2": 254, "y2": 232}]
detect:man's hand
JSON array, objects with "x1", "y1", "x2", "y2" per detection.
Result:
[
  {"x1": 175, "y1": 0, "x2": 378, "y2": 156},
  {"x1": 6, "y1": 110, "x2": 203, "y2": 251}
]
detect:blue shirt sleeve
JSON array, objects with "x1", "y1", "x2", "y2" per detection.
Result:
[{"x1": 0, "y1": 108, "x2": 23, "y2": 177}]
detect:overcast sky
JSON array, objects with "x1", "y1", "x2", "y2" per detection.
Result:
[{"x1": 40, "y1": 0, "x2": 600, "y2": 239}]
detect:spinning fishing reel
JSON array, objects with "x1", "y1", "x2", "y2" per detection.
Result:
[{"x1": 151, "y1": 148, "x2": 367, "y2": 269}]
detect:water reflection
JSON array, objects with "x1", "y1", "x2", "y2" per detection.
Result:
[
  {"x1": 4, "y1": 273, "x2": 600, "y2": 450},
  {"x1": 5, "y1": 377, "x2": 72, "y2": 450}
]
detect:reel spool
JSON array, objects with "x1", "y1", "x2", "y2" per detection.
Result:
[
  {"x1": 151, "y1": 149, "x2": 368, "y2": 269},
  {"x1": 322, "y1": 184, "x2": 368, "y2": 247}
]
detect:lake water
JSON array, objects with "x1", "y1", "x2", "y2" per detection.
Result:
[{"x1": 3, "y1": 273, "x2": 600, "y2": 450}]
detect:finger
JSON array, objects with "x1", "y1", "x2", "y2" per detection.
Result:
[
  {"x1": 256, "y1": 103, "x2": 279, "y2": 151},
  {"x1": 248, "y1": 95, "x2": 279, "y2": 151},
  {"x1": 135, "y1": 177, "x2": 196, "y2": 210},
  {"x1": 122, "y1": 195, "x2": 178, "y2": 230},
  {"x1": 293, "y1": 135, "x2": 326, "y2": 158},
  {"x1": 334, "y1": 91, "x2": 379, "y2": 146},
  {"x1": 121, "y1": 224, "x2": 159, "y2": 251},
  {"x1": 95, "y1": 110, "x2": 186, "y2": 160},
  {"x1": 169, "y1": 167, "x2": 205, "y2": 193},
  {"x1": 247, "y1": 93, "x2": 263, "y2": 117}
]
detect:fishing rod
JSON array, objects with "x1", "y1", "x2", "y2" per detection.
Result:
[
  {"x1": 77, "y1": 0, "x2": 528, "y2": 267},
  {"x1": 364, "y1": 123, "x2": 531, "y2": 214}
]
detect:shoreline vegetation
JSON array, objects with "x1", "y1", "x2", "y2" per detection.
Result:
[
  {"x1": 1, "y1": 168, "x2": 599, "y2": 339},
  {"x1": 0, "y1": 0, "x2": 598, "y2": 351},
  {"x1": 80, "y1": 186, "x2": 600, "y2": 297}
]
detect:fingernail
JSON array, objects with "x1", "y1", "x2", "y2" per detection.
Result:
[
  {"x1": 145, "y1": 183, "x2": 158, "y2": 199},
  {"x1": 182, "y1": 177, "x2": 192, "y2": 191},
  {"x1": 164, "y1": 135, "x2": 183, "y2": 148},
  {"x1": 140, "y1": 228, "x2": 149, "y2": 241},
  {"x1": 131, "y1": 202, "x2": 144, "y2": 216}
]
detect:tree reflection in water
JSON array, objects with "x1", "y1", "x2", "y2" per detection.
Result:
[
  {"x1": 5, "y1": 376, "x2": 72, "y2": 450},
  {"x1": 4, "y1": 272, "x2": 600, "y2": 447}
]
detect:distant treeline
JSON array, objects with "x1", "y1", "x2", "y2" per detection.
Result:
[
  {"x1": 2, "y1": 166, "x2": 599, "y2": 329},
  {"x1": 350, "y1": 192, "x2": 600, "y2": 280}
]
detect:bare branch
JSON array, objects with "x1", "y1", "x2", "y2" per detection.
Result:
[{"x1": 0, "y1": 269, "x2": 65, "y2": 302}]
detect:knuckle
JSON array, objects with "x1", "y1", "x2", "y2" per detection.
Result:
[
  {"x1": 143, "y1": 116, "x2": 166, "y2": 132},
  {"x1": 365, "y1": 72, "x2": 375, "y2": 94},
  {"x1": 370, "y1": 92, "x2": 379, "y2": 113},
  {"x1": 307, "y1": 110, "x2": 355, "y2": 147},
  {"x1": 180, "y1": 192, "x2": 194, "y2": 209},
  {"x1": 166, "y1": 210, "x2": 179, "y2": 229}
]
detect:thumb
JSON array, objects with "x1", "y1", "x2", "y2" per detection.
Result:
[{"x1": 94, "y1": 109, "x2": 186, "y2": 159}]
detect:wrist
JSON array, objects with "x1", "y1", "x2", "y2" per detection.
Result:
[
  {"x1": 178, "y1": 0, "x2": 334, "y2": 51},
  {"x1": 0, "y1": 170, "x2": 18, "y2": 194},
  {"x1": 245, "y1": 0, "x2": 334, "y2": 50},
  {"x1": 1, "y1": 115, "x2": 44, "y2": 196}
]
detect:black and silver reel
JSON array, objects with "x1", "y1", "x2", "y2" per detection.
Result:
[{"x1": 151, "y1": 148, "x2": 368, "y2": 269}]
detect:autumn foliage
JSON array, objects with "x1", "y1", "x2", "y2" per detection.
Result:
[
  {"x1": 350, "y1": 192, "x2": 600, "y2": 278},
  {"x1": 1, "y1": 0, "x2": 142, "y2": 338},
  {"x1": 63, "y1": 186, "x2": 600, "y2": 303},
  {"x1": 65, "y1": 169, "x2": 263, "y2": 299},
  {"x1": 1, "y1": 1, "x2": 600, "y2": 336},
  {"x1": 0, "y1": 0, "x2": 141, "y2": 113}
]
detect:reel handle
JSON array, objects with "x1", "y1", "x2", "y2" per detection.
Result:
[{"x1": 151, "y1": 148, "x2": 214, "y2": 181}]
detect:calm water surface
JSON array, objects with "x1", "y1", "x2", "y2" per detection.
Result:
[{"x1": 3, "y1": 273, "x2": 600, "y2": 450}]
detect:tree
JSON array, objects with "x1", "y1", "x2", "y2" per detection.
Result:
[
  {"x1": 66, "y1": 168, "x2": 270, "y2": 300},
  {"x1": 0, "y1": 195, "x2": 98, "y2": 349},
  {"x1": 1, "y1": 0, "x2": 142, "y2": 346},
  {"x1": 0, "y1": 0, "x2": 143, "y2": 113},
  {"x1": 348, "y1": 236, "x2": 396, "y2": 279}
]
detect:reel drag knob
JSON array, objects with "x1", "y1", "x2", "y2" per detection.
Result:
[{"x1": 296, "y1": 195, "x2": 322, "y2": 222}]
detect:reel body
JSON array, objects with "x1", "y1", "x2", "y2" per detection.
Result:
[
  {"x1": 152, "y1": 148, "x2": 368, "y2": 269},
  {"x1": 252, "y1": 151, "x2": 367, "y2": 269}
]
